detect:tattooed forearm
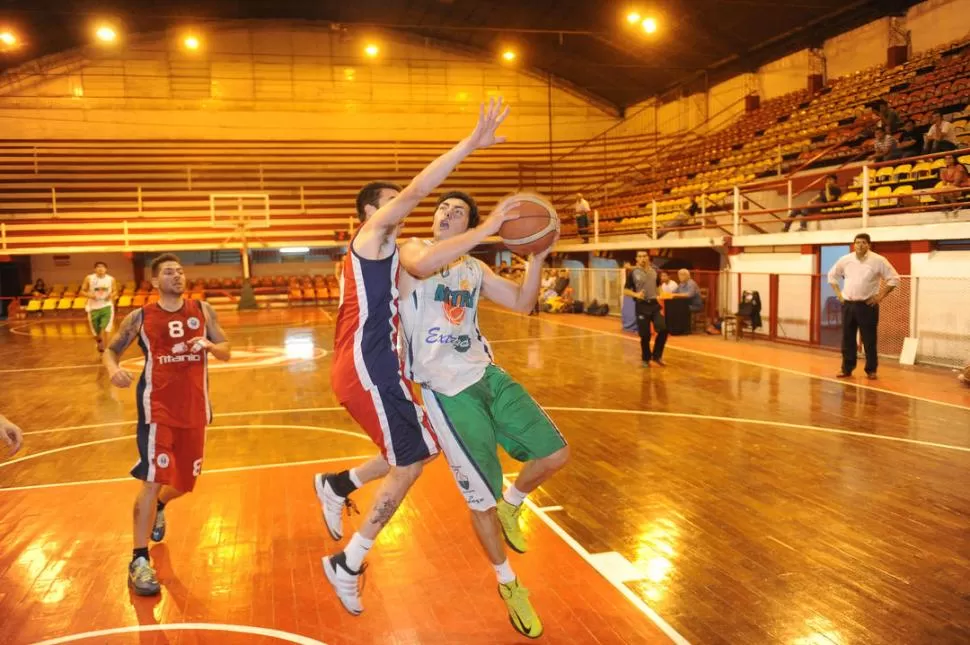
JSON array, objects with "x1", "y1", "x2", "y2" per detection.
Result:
[
  {"x1": 107, "y1": 310, "x2": 142, "y2": 355},
  {"x1": 367, "y1": 498, "x2": 400, "y2": 528}
]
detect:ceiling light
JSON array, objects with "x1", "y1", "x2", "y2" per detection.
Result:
[
  {"x1": 642, "y1": 17, "x2": 658, "y2": 34},
  {"x1": 0, "y1": 31, "x2": 17, "y2": 47},
  {"x1": 364, "y1": 43, "x2": 379, "y2": 58},
  {"x1": 627, "y1": 12, "x2": 642, "y2": 24},
  {"x1": 502, "y1": 49, "x2": 516, "y2": 62},
  {"x1": 183, "y1": 35, "x2": 201, "y2": 51},
  {"x1": 95, "y1": 25, "x2": 118, "y2": 43},
  {"x1": 280, "y1": 247, "x2": 310, "y2": 254}
]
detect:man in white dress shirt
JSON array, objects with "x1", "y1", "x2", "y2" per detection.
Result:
[{"x1": 827, "y1": 233, "x2": 900, "y2": 379}]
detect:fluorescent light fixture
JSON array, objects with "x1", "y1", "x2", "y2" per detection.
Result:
[{"x1": 280, "y1": 247, "x2": 309, "y2": 254}]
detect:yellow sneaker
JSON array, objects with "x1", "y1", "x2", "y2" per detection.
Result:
[
  {"x1": 496, "y1": 499, "x2": 527, "y2": 553},
  {"x1": 499, "y1": 579, "x2": 543, "y2": 639}
]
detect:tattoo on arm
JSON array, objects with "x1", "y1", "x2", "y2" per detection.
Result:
[
  {"x1": 202, "y1": 302, "x2": 227, "y2": 343},
  {"x1": 107, "y1": 310, "x2": 142, "y2": 355},
  {"x1": 367, "y1": 498, "x2": 400, "y2": 528}
]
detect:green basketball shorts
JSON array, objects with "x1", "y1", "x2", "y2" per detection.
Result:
[{"x1": 422, "y1": 364, "x2": 567, "y2": 511}]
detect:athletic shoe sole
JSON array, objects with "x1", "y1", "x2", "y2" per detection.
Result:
[{"x1": 322, "y1": 556, "x2": 362, "y2": 616}]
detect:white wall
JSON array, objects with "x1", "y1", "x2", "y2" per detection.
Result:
[
  {"x1": 907, "y1": 0, "x2": 970, "y2": 55},
  {"x1": 910, "y1": 250, "x2": 970, "y2": 364},
  {"x1": 31, "y1": 252, "x2": 134, "y2": 286},
  {"x1": 825, "y1": 19, "x2": 889, "y2": 80}
]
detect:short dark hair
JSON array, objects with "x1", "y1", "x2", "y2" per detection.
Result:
[
  {"x1": 355, "y1": 181, "x2": 402, "y2": 223},
  {"x1": 436, "y1": 191, "x2": 479, "y2": 228},
  {"x1": 827, "y1": 174, "x2": 838, "y2": 181},
  {"x1": 150, "y1": 253, "x2": 182, "y2": 276},
  {"x1": 94, "y1": 261, "x2": 107, "y2": 268},
  {"x1": 854, "y1": 233, "x2": 871, "y2": 244}
]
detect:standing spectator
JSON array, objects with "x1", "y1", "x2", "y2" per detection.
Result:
[
  {"x1": 574, "y1": 193, "x2": 591, "y2": 242},
  {"x1": 623, "y1": 251, "x2": 667, "y2": 367},
  {"x1": 897, "y1": 119, "x2": 924, "y2": 158},
  {"x1": 784, "y1": 174, "x2": 842, "y2": 231},
  {"x1": 676, "y1": 269, "x2": 703, "y2": 312},
  {"x1": 871, "y1": 127, "x2": 899, "y2": 162},
  {"x1": 870, "y1": 101, "x2": 902, "y2": 134},
  {"x1": 923, "y1": 112, "x2": 960, "y2": 154},
  {"x1": 827, "y1": 233, "x2": 900, "y2": 380},
  {"x1": 938, "y1": 154, "x2": 969, "y2": 208}
]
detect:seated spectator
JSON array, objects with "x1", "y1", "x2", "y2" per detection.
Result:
[
  {"x1": 924, "y1": 112, "x2": 961, "y2": 154},
  {"x1": 897, "y1": 119, "x2": 924, "y2": 158},
  {"x1": 675, "y1": 269, "x2": 703, "y2": 312},
  {"x1": 938, "y1": 154, "x2": 969, "y2": 207},
  {"x1": 871, "y1": 127, "x2": 899, "y2": 162},
  {"x1": 659, "y1": 270, "x2": 679, "y2": 294},
  {"x1": 870, "y1": 100, "x2": 902, "y2": 134},
  {"x1": 32, "y1": 279, "x2": 47, "y2": 297},
  {"x1": 784, "y1": 174, "x2": 842, "y2": 232}
]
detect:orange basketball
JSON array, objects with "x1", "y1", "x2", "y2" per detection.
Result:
[{"x1": 496, "y1": 193, "x2": 560, "y2": 256}]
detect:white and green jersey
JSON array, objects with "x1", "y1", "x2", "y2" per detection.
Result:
[
  {"x1": 400, "y1": 253, "x2": 494, "y2": 397},
  {"x1": 85, "y1": 274, "x2": 115, "y2": 312}
]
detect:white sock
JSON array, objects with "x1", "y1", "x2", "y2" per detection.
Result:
[
  {"x1": 493, "y1": 559, "x2": 516, "y2": 585},
  {"x1": 348, "y1": 468, "x2": 363, "y2": 489},
  {"x1": 503, "y1": 484, "x2": 528, "y2": 507},
  {"x1": 344, "y1": 533, "x2": 373, "y2": 572}
]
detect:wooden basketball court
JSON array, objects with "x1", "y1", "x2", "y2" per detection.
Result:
[{"x1": 1, "y1": 307, "x2": 968, "y2": 644}]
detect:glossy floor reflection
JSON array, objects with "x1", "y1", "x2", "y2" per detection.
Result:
[{"x1": 1, "y1": 308, "x2": 969, "y2": 644}]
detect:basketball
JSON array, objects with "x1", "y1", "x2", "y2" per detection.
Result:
[{"x1": 497, "y1": 193, "x2": 560, "y2": 256}]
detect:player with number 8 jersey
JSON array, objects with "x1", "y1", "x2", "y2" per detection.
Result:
[{"x1": 103, "y1": 253, "x2": 232, "y2": 597}]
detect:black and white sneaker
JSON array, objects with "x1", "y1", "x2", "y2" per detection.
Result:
[
  {"x1": 151, "y1": 508, "x2": 166, "y2": 542},
  {"x1": 322, "y1": 551, "x2": 365, "y2": 616},
  {"x1": 314, "y1": 473, "x2": 355, "y2": 540}
]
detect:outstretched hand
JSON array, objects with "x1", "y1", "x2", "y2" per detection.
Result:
[{"x1": 466, "y1": 97, "x2": 510, "y2": 150}]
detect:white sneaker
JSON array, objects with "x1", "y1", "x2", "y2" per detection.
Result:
[
  {"x1": 128, "y1": 556, "x2": 160, "y2": 596},
  {"x1": 322, "y1": 551, "x2": 365, "y2": 616},
  {"x1": 314, "y1": 473, "x2": 348, "y2": 540}
]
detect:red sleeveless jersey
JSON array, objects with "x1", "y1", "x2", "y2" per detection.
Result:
[{"x1": 136, "y1": 299, "x2": 211, "y2": 428}]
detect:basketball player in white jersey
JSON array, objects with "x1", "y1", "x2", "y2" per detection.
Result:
[
  {"x1": 319, "y1": 191, "x2": 567, "y2": 638},
  {"x1": 81, "y1": 261, "x2": 117, "y2": 354}
]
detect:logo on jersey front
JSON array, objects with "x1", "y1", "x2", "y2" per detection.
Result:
[
  {"x1": 434, "y1": 280, "x2": 476, "y2": 325},
  {"x1": 424, "y1": 327, "x2": 472, "y2": 353},
  {"x1": 187, "y1": 317, "x2": 201, "y2": 330},
  {"x1": 156, "y1": 453, "x2": 170, "y2": 469}
]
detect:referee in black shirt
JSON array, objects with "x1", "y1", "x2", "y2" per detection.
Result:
[{"x1": 624, "y1": 251, "x2": 668, "y2": 366}]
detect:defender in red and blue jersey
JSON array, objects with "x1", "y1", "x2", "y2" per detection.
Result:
[{"x1": 316, "y1": 99, "x2": 513, "y2": 617}]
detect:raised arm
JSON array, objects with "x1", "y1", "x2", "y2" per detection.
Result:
[
  {"x1": 354, "y1": 99, "x2": 510, "y2": 259},
  {"x1": 479, "y1": 240, "x2": 557, "y2": 314},
  {"x1": 103, "y1": 309, "x2": 144, "y2": 388}
]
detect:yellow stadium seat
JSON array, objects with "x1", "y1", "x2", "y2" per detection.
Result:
[
  {"x1": 871, "y1": 185, "x2": 894, "y2": 207},
  {"x1": 26, "y1": 300, "x2": 42, "y2": 313},
  {"x1": 56, "y1": 298, "x2": 73, "y2": 311},
  {"x1": 132, "y1": 295, "x2": 147, "y2": 307},
  {"x1": 72, "y1": 297, "x2": 87, "y2": 310},
  {"x1": 912, "y1": 162, "x2": 933, "y2": 178},
  {"x1": 893, "y1": 184, "x2": 914, "y2": 195},
  {"x1": 42, "y1": 298, "x2": 58, "y2": 312},
  {"x1": 959, "y1": 155, "x2": 970, "y2": 165},
  {"x1": 117, "y1": 295, "x2": 133, "y2": 308},
  {"x1": 893, "y1": 164, "x2": 913, "y2": 181},
  {"x1": 876, "y1": 166, "x2": 895, "y2": 183},
  {"x1": 930, "y1": 158, "x2": 947, "y2": 171},
  {"x1": 840, "y1": 191, "x2": 860, "y2": 210}
]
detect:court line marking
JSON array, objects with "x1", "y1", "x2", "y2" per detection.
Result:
[
  {"x1": 20, "y1": 403, "x2": 970, "y2": 453},
  {"x1": 21, "y1": 407, "x2": 348, "y2": 436},
  {"x1": 3, "y1": 335, "x2": 590, "y2": 375},
  {"x1": 485, "y1": 307, "x2": 970, "y2": 412},
  {"x1": 0, "y1": 454, "x2": 372, "y2": 493},
  {"x1": 543, "y1": 406, "x2": 970, "y2": 453},
  {"x1": 538, "y1": 505, "x2": 563, "y2": 512},
  {"x1": 33, "y1": 622, "x2": 327, "y2": 645},
  {"x1": 503, "y1": 475, "x2": 691, "y2": 645},
  {"x1": 2, "y1": 424, "x2": 369, "y2": 470}
]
